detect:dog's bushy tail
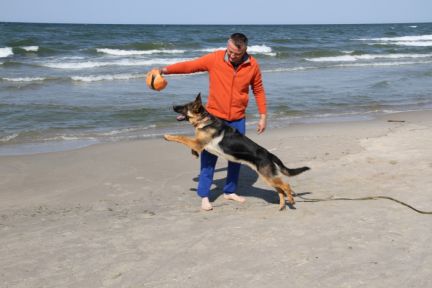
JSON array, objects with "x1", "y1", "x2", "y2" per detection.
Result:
[
  {"x1": 271, "y1": 154, "x2": 310, "y2": 176},
  {"x1": 282, "y1": 166, "x2": 310, "y2": 176}
]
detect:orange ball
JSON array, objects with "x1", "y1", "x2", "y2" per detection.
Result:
[{"x1": 146, "y1": 69, "x2": 168, "y2": 91}]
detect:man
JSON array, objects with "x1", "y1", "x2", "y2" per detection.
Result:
[{"x1": 160, "y1": 33, "x2": 267, "y2": 211}]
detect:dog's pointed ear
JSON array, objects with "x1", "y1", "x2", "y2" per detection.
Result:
[
  {"x1": 195, "y1": 93, "x2": 202, "y2": 104},
  {"x1": 192, "y1": 93, "x2": 203, "y2": 111}
]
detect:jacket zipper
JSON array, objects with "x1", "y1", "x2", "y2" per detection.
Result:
[
  {"x1": 227, "y1": 59, "x2": 248, "y2": 120},
  {"x1": 228, "y1": 68, "x2": 237, "y2": 120}
]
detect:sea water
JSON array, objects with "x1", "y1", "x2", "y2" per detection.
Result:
[{"x1": 1, "y1": 22, "x2": 432, "y2": 155}]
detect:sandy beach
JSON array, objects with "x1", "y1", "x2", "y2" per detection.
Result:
[{"x1": 1, "y1": 110, "x2": 432, "y2": 288}]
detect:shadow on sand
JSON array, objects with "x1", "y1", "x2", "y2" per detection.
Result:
[{"x1": 190, "y1": 166, "x2": 309, "y2": 209}]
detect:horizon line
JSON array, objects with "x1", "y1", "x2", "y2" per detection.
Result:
[{"x1": 1, "y1": 20, "x2": 432, "y2": 26}]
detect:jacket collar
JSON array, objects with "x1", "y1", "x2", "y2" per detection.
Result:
[{"x1": 224, "y1": 50, "x2": 250, "y2": 67}]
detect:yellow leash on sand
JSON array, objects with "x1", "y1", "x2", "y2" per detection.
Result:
[{"x1": 296, "y1": 194, "x2": 432, "y2": 215}]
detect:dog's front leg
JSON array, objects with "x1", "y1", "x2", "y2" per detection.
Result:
[
  {"x1": 191, "y1": 149, "x2": 199, "y2": 158},
  {"x1": 164, "y1": 134, "x2": 204, "y2": 154}
]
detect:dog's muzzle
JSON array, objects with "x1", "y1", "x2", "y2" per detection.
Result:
[{"x1": 173, "y1": 105, "x2": 187, "y2": 121}]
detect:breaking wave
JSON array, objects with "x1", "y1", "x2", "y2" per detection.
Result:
[
  {"x1": 1, "y1": 77, "x2": 47, "y2": 82},
  {"x1": 41, "y1": 58, "x2": 190, "y2": 69},
  {"x1": 198, "y1": 44, "x2": 276, "y2": 56},
  {"x1": 0, "y1": 47, "x2": 13, "y2": 58},
  {"x1": 306, "y1": 53, "x2": 432, "y2": 62},
  {"x1": 96, "y1": 48, "x2": 186, "y2": 56},
  {"x1": 357, "y1": 34, "x2": 432, "y2": 47},
  {"x1": 71, "y1": 73, "x2": 144, "y2": 82}
]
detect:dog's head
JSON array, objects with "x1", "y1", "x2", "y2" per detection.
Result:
[{"x1": 173, "y1": 93, "x2": 207, "y2": 125}]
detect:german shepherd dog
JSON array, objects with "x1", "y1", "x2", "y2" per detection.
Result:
[{"x1": 164, "y1": 93, "x2": 310, "y2": 210}]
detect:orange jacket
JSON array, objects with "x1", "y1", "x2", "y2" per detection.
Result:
[{"x1": 165, "y1": 50, "x2": 266, "y2": 121}]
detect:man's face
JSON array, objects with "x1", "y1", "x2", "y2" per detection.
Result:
[{"x1": 226, "y1": 40, "x2": 247, "y2": 64}]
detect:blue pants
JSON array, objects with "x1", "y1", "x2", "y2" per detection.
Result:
[{"x1": 197, "y1": 118, "x2": 246, "y2": 198}]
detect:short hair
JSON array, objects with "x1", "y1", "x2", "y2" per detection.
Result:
[{"x1": 229, "y1": 33, "x2": 248, "y2": 49}]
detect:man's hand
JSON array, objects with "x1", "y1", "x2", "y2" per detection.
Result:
[
  {"x1": 149, "y1": 67, "x2": 167, "y2": 75},
  {"x1": 257, "y1": 114, "x2": 267, "y2": 134}
]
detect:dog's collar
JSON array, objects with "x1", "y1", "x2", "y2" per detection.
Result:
[
  {"x1": 194, "y1": 114, "x2": 214, "y2": 129},
  {"x1": 194, "y1": 116, "x2": 213, "y2": 129}
]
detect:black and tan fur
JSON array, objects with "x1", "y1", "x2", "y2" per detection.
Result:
[{"x1": 164, "y1": 93, "x2": 310, "y2": 210}]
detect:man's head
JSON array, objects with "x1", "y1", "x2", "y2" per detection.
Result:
[{"x1": 227, "y1": 33, "x2": 248, "y2": 64}]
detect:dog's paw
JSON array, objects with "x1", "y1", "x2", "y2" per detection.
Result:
[
  {"x1": 191, "y1": 149, "x2": 199, "y2": 159},
  {"x1": 164, "y1": 134, "x2": 175, "y2": 141},
  {"x1": 287, "y1": 197, "x2": 296, "y2": 206}
]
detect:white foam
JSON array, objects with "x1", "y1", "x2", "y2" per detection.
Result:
[
  {"x1": 44, "y1": 135, "x2": 83, "y2": 141},
  {"x1": 357, "y1": 35, "x2": 432, "y2": 41},
  {"x1": 334, "y1": 60, "x2": 432, "y2": 68},
  {"x1": 2, "y1": 77, "x2": 47, "y2": 82},
  {"x1": 97, "y1": 48, "x2": 185, "y2": 56},
  {"x1": 199, "y1": 47, "x2": 225, "y2": 52},
  {"x1": 248, "y1": 45, "x2": 276, "y2": 56},
  {"x1": 262, "y1": 60, "x2": 432, "y2": 73},
  {"x1": 198, "y1": 44, "x2": 276, "y2": 56},
  {"x1": 357, "y1": 34, "x2": 432, "y2": 47},
  {"x1": 71, "y1": 73, "x2": 144, "y2": 82},
  {"x1": 306, "y1": 53, "x2": 432, "y2": 62},
  {"x1": 307, "y1": 55, "x2": 359, "y2": 62},
  {"x1": 42, "y1": 58, "x2": 189, "y2": 69},
  {"x1": 98, "y1": 126, "x2": 156, "y2": 136},
  {"x1": 379, "y1": 41, "x2": 432, "y2": 47},
  {"x1": 409, "y1": 25, "x2": 417, "y2": 28},
  {"x1": 262, "y1": 66, "x2": 311, "y2": 73},
  {"x1": 248, "y1": 45, "x2": 272, "y2": 53},
  {"x1": 21, "y1": 46, "x2": 39, "y2": 52},
  {"x1": 61, "y1": 56, "x2": 86, "y2": 60},
  {"x1": 0, "y1": 133, "x2": 19, "y2": 142},
  {"x1": 0, "y1": 47, "x2": 13, "y2": 58},
  {"x1": 45, "y1": 62, "x2": 98, "y2": 69}
]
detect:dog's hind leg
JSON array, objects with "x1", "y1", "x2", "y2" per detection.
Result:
[
  {"x1": 262, "y1": 175, "x2": 295, "y2": 210},
  {"x1": 258, "y1": 165, "x2": 293, "y2": 210},
  {"x1": 280, "y1": 182, "x2": 295, "y2": 206},
  {"x1": 276, "y1": 188, "x2": 287, "y2": 211},
  {"x1": 271, "y1": 177, "x2": 295, "y2": 206}
]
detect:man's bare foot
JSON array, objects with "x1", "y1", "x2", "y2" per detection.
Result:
[
  {"x1": 201, "y1": 197, "x2": 213, "y2": 211},
  {"x1": 224, "y1": 193, "x2": 246, "y2": 203}
]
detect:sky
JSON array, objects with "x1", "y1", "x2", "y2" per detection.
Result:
[{"x1": 0, "y1": 0, "x2": 431, "y2": 25}]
